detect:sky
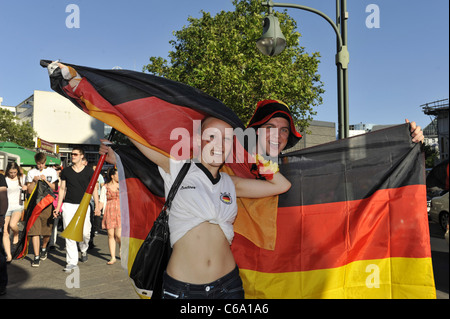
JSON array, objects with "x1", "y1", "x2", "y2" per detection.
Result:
[{"x1": 0, "y1": 0, "x2": 448, "y2": 132}]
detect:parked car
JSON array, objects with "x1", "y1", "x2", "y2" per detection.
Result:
[{"x1": 428, "y1": 191, "x2": 449, "y2": 231}]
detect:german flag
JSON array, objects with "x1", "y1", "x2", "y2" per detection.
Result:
[
  {"x1": 232, "y1": 124, "x2": 435, "y2": 298},
  {"x1": 13, "y1": 180, "x2": 55, "y2": 259},
  {"x1": 111, "y1": 145, "x2": 165, "y2": 292},
  {"x1": 41, "y1": 59, "x2": 245, "y2": 160},
  {"x1": 41, "y1": 59, "x2": 254, "y2": 297},
  {"x1": 42, "y1": 61, "x2": 435, "y2": 298}
]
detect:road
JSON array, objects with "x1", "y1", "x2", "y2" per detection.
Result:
[{"x1": 1, "y1": 229, "x2": 138, "y2": 299}]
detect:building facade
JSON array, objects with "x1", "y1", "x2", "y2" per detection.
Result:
[
  {"x1": 422, "y1": 99, "x2": 449, "y2": 162},
  {"x1": 285, "y1": 120, "x2": 336, "y2": 153},
  {"x1": 14, "y1": 90, "x2": 105, "y2": 167}
]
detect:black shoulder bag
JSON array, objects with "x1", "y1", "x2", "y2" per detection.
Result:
[{"x1": 129, "y1": 162, "x2": 191, "y2": 299}]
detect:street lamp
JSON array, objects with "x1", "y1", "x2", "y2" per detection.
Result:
[
  {"x1": 256, "y1": 12, "x2": 286, "y2": 56},
  {"x1": 257, "y1": 0, "x2": 350, "y2": 139}
]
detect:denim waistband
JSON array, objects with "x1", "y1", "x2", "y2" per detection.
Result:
[{"x1": 163, "y1": 265, "x2": 240, "y2": 292}]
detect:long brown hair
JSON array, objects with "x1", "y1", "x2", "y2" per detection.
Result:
[{"x1": 5, "y1": 162, "x2": 24, "y2": 186}]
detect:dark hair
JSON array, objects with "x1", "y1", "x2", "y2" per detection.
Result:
[
  {"x1": 34, "y1": 152, "x2": 47, "y2": 164},
  {"x1": 72, "y1": 146, "x2": 85, "y2": 157},
  {"x1": 5, "y1": 162, "x2": 23, "y2": 186},
  {"x1": 107, "y1": 167, "x2": 117, "y2": 181}
]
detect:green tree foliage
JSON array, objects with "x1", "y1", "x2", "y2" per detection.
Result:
[
  {"x1": 0, "y1": 108, "x2": 36, "y2": 148},
  {"x1": 143, "y1": 0, "x2": 324, "y2": 131}
]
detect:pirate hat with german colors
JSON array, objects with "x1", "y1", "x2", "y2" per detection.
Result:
[{"x1": 247, "y1": 100, "x2": 302, "y2": 150}]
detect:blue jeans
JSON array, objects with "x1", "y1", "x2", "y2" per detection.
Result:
[{"x1": 162, "y1": 266, "x2": 244, "y2": 299}]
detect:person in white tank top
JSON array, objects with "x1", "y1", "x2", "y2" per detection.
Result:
[{"x1": 3, "y1": 162, "x2": 27, "y2": 262}]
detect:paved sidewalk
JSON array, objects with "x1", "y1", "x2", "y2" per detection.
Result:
[{"x1": 1, "y1": 230, "x2": 139, "y2": 299}]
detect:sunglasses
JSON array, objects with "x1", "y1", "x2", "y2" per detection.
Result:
[{"x1": 71, "y1": 153, "x2": 80, "y2": 156}]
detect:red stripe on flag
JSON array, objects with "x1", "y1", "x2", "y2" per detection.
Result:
[
  {"x1": 64, "y1": 79, "x2": 206, "y2": 159},
  {"x1": 18, "y1": 194, "x2": 55, "y2": 259},
  {"x1": 125, "y1": 177, "x2": 165, "y2": 240},
  {"x1": 232, "y1": 185, "x2": 430, "y2": 273},
  {"x1": 114, "y1": 96, "x2": 205, "y2": 158}
]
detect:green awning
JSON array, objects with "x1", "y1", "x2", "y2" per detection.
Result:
[
  {"x1": 0, "y1": 141, "x2": 61, "y2": 166},
  {"x1": 0, "y1": 141, "x2": 36, "y2": 166},
  {"x1": 46, "y1": 156, "x2": 61, "y2": 166}
]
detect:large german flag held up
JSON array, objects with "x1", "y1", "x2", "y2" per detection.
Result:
[
  {"x1": 41, "y1": 60, "x2": 435, "y2": 298},
  {"x1": 232, "y1": 124, "x2": 435, "y2": 298}
]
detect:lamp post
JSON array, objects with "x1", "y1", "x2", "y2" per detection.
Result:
[{"x1": 256, "y1": 0, "x2": 349, "y2": 139}]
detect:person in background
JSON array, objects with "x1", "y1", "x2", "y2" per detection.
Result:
[
  {"x1": 26, "y1": 153, "x2": 57, "y2": 267},
  {"x1": 98, "y1": 167, "x2": 121, "y2": 265},
  {"x1": 3, "y1": 162, "x2": 26, "y2": 262},
  {"x1": 54, "y1": 147, "x2": 99, "y2": 272}
]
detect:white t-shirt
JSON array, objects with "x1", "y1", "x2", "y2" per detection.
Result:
[
  {"x1": 6, "y1": 176, "x2": 25, "y2": 212},
  {"x1": 26, "y1": 167, "x2": 58, "y2": 185},
  {"x1": 158, "y1": 159, "x2": 237, "y2": 247}
]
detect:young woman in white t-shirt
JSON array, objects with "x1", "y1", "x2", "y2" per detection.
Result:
[
  {"x1": 100, "y1": 117, "x2": 291, "y2": 299},
  {"x1": 3, "y1": 162, "x2": 27, "y2": 262}
]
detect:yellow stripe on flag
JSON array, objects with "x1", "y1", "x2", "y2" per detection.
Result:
[
  {"x1": 240, "y1": 257, "x2": 435, "y2": 299},
  {"x1": 126, "y1": 237, "x2": 144, "y2": 276}
]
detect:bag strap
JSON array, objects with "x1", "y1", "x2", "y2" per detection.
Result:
[{"x1": 162, "y1": 161, "x2": 191, "y2": 212}]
